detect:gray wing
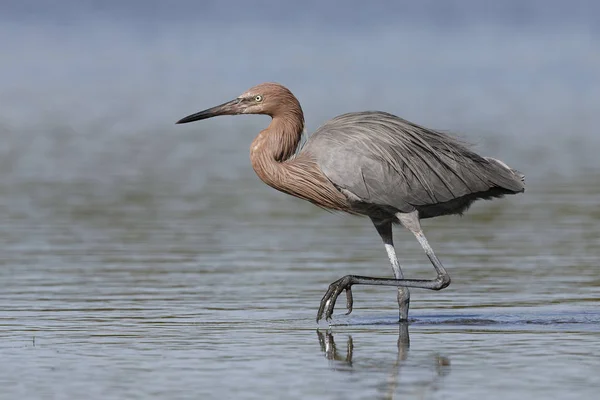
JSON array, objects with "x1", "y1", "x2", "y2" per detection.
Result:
[{"x1": 301, "y1": 111, "x2": 525, "y2": 213}]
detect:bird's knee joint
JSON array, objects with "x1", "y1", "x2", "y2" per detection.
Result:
[{"x1": 434, "y1": 275, "x2": 451, "y2": 290}]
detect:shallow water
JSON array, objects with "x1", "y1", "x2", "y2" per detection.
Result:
[
  {"x1": 1, "y1": 170, "x2": 599, "y2": 399},
  {"x1": 2, "y1": 2, "x2": 600, "y2": 399}
]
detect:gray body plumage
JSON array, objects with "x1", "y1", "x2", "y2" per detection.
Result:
[
  {"x1": 302, "y1": 111, "x2": 525, "y2": 219},
  {"x1": 175, "y1": 83, "x2": 527, "y2": 322}
]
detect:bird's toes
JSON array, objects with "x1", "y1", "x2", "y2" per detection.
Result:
[
  {"x1": 317, "y1": 284, "x2": 336, "y2": 322},
  {"x1": 325, "y1": 296, "x2": 336, "y2": 321},
  {"x1": 344, "y1": 287, "x2": 353, "y2": 315},
  {"x1": 316, "y1": 299, "x2": 327, "y2": 323},
  {"x1": 325, "y1": 291, "x2": 340, "y2": 321},
  {"x1": 318, "y1": 277, "x2": 355, "y2": 322}
]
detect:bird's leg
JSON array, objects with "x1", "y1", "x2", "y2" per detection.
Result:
[
  {"x1": 317, "y1": 211, "x2": 450, "y2": 322},
  {"x1": 372, "y1": 218, "x2": 410, "y2": 321},
  {"x1": 396, "y1": 211, "x2": 451, "y2": 291}
]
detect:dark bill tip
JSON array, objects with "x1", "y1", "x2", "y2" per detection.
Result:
[
  {"x1": 175, "y1": 111, "x2": 210, "y2": 125},
  {"x1": 175, "y1": 99, "x2": 241, "y2": 125}
]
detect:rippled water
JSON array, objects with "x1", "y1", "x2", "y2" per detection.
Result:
[
  {"x1": 2, "y1": 2, "x2": 600, "y2": 399},
  {"x1": 1, "y1": 167, "x2": 599, "y2": 399}
]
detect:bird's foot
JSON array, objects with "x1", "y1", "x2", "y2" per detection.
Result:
[{"x1": 317, "y1": 275, "x2": 355, "y2": 322}]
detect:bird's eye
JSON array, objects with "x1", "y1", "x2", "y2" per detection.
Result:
[{"x1": 254, "y1": 95, "x2": 263, "y2": 102}]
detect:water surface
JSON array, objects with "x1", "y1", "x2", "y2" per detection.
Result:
[
  {"x1": 1, "y1": 1, "x2": 600, "y2": 399},
  {"x1": 1, "y1": 173, "x2": 599, "y2": 399}
]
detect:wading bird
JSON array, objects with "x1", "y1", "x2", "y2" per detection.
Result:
[{"x1": 176, "y1": 83, "x2": 525, "y2": 322}]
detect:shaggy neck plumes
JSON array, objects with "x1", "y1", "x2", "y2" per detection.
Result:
[
  {"x1": 263, "y1": 112, "x2": 304, "y2": 162},
  {"x1": 249, "y1": 110, "x2": 304, "y2": 184},
  {"x1": 249, "y1": 108, "x2": 351, "y2": 213}
]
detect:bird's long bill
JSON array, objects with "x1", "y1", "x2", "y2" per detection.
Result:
[{"x1": 176, "y1": 98, "x2": 242, "y2": 124}]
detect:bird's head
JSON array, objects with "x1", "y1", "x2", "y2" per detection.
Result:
[{"x1": 176, "y1": 82, "x2": 302, "y2": 124}]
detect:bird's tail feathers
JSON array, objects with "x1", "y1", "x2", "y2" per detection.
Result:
[{"x1": 484, "y1": 157, "x2": 526, "y2": 188}]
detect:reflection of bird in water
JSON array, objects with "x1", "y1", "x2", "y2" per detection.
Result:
[
  {"x1": 317, "y1": 330, "x2": 354, "y2": 371},
  {"x1": 178, "y1": 83, "x2": 525, "y2": 322},
  {"x1": 316, "y1": 324, "x2": 450, "y2": 398}
]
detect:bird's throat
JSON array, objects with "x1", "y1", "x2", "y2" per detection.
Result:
[{"x1": 250, "y1": 114, "x2": 304, "y2": 174}]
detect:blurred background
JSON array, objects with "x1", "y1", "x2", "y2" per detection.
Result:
[
  {"x1": 2, "y1": 0, "x2": 599, "y2": 187},
  {"x1": 1, "y1": 1, "x2": 599, "y2": 399}
]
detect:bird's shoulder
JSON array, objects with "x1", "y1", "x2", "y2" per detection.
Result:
[
  {"x1": 309, "y1": 111, "x2": 407, "y2": 141},
  {"x1": 303, "y1": 110, "x2": 474, "y2": 161}
]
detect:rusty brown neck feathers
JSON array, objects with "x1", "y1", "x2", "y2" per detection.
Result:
[{"x1": 249, "y1": 94, "x2": 350, "y2": 212}]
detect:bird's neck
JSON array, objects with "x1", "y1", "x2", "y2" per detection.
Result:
[
  {"x1": 249, "y1": 113, "x2": 351, "y2": 212},
  {"x1": 252, "y1": 113, "x2": 304, "y2": 161},
  {"x1": 250, "y1": 113, "x2": 304, "y2": 186}
]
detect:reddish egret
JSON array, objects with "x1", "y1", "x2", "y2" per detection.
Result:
[{"x1": 177, "y1": 82, "x2": 525, "y2": 322}]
